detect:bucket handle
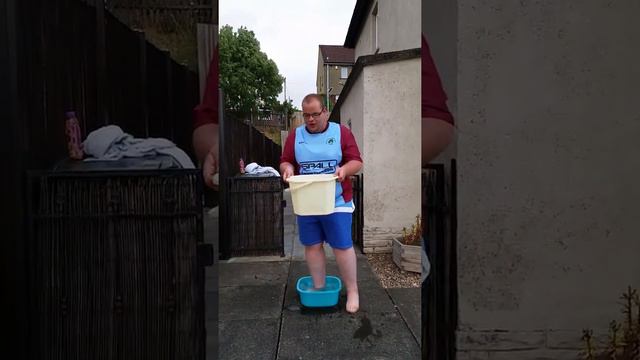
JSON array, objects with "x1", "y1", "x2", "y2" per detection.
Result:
[{"x1": 288, "y1": 176, "x2": 338, "y2": 190}]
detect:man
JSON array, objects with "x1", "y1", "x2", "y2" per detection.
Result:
[
  {"x1": 280, "y1": 94, "x2": 363, "y2": 313},
  {"x1": 192, "y1": 46, "x2": 219, "y2": 189},
  {"x1": 421, "y1": 35, "x2": 455, "y2": 279},
  {"x1": 421, "y1": 35, "x2": 455, "y2": 349}
]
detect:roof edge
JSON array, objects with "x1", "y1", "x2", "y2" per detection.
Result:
[
  {"x1": 329, "y1": 48, "x2": 421, "y2": 121},
  {"x1": 344, "y1": 0, "x2": 373, "y2": 48}
]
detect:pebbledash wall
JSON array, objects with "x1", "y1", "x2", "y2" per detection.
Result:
[
  {"x1": 361, "y1": 59, "x2": 421, "y2": 253},
  {"x1": 425, "y1": 0, "x2": 640, "y2": 359},
  {"x1": 337, "y1": 0, "x2": 422, "y2": 254}
]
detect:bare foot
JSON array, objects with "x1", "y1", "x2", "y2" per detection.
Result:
[
  {"x1": 312, "y1": 279, "x2": 325, "y2": 290},
  {"x1": 346, "y1": 290, "x2": 359, "y2": 313}
]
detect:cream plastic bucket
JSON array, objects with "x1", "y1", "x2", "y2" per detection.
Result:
[{"x1": 287, "y1": 174, "x2": 338, "y2": 215}]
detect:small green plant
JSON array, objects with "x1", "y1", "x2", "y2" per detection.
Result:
[
  {"x1": 400, "y1": 214, "x2": 422, "y2": 246},
  {"x1": 581, "y1": 286, "x2": 640, "y2": 360},
  {"x1": 581, "y1": 329, "x2": 596, "y2": 360},
  {"x1": 606, "y1": 320, "x2": 622, "y2": 359}
]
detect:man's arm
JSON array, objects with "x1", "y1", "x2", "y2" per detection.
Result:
[
  {"x1": 192, "y1": 46, "x2": 219, "y2": 188},
  {"x1": 422, "y1": 118, "x2": 454, "y2": 165},
  {"x1": 422, "y1": 34, "x2": 455, "y2": 166},
  {"x1": 336, "y1": 125, "x2": 363, "y2": 181},
  {"x1": 280, "y1": 130, "x2": 297, "y2": 181},
  {"x1": 193, "y1": 123, "x2": 218, "y2": 163}
]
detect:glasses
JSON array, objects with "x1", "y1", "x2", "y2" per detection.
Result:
[{"x1": 302, "y1": 109, "x2": 325, "y2": 120}]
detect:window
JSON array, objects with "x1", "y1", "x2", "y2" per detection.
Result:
[
  {"x1": 340, "y1": 67, "x2": 349, "y2": 79},
  {"x1": 372, "y1": 3, "x2": 379, "y2": 53}
]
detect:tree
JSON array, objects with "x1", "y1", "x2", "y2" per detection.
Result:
[
  {"x1": 219, "y1": 25, "x2": 284, "y2": 117},
  {"x1": 272, "y1": 99, "x2": 300, "y2": 120}
]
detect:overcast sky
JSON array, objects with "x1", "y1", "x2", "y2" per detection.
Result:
[{"x1": 220, "y1": 0, "x2": 357, "y2": 108}]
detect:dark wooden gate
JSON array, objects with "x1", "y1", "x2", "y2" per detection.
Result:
[
  {"x1": 2, "y1": 1, "x2": 202, "y2": 358},
  {"x1": 223, "y1": 175, "x2": 284, "y2": 258},
  {"x1": 350, "y1": 174, "x2": 364, "y2": 253},
  {"x1": 422, "y1": 160, "x2": 458, "y2": 360},
  {"x1": 26, "y1": 168, "x2": 208, "y2": 360}
]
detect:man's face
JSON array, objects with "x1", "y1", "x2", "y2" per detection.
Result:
[{"x1": 302, "y1": 99, "x2": 328, "y2": 133}]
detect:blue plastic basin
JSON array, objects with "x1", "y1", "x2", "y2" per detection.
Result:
[{"x1": 296, "y1": 275, "x2": 342, "y2": 308}]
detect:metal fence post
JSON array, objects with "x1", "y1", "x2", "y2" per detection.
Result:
[
  {"x1": 95, "y1": 0, "x2": 107, "y2": 125},
  {"x1": 137, "y1": 31, "x2": 149, "y2": 137}
]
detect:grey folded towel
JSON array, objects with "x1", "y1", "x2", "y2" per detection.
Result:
[
  {"x1": 244, "y1": 162, "x2": 280, "y2": 177},
  {"x1": 83, "y1": 125, "x2": 195, "y2": 169}
]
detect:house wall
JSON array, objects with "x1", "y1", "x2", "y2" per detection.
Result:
[
  {"x1": 329, "y1": 65, "x2": 351, "y2": 97},
  {"x1": 316, "y1": 52, "x2": 352, "y2": 107},
  {"x1": 325, "y1": 64, "x2": 351, "y2": 97},
  {"x1": 354, "y1": 0, "x2": 420, "y2": 59},
  {"x1": 325, "y1": 67, "x2": 352, "y2": 101},
  {"x1": 426, "y1": 1, "x2": 640, "y2": 358},
  {"x1": 339, "y1": 72, "x2": 364, "y2": 151},
  {"x1": 341, "y1": 58, "x2": 420, "y2": 253}
]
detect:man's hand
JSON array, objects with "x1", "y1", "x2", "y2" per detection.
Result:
[
  {"x1": 281, "y1": 164, "x2": 294, "y2": 182},
  {"x1": 202, "y1": 146, "x2": 218, "y2": 190},
  {"x1": 335, "y1": 160, "x2": 362, "y2": 182},
  {"x1": 193, "y1": 123, "x2": 219, "y2": 190}
]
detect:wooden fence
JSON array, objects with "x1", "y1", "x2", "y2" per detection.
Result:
[
  {"x1": 218, "y1": 93, "x2": 283, "y2": 261},
  {"x1": 220, "y1": 113, "x2": 283, "y2": 179},
  {"x1": 422, "y1": 160, "x2": 458, "y2": 360}
]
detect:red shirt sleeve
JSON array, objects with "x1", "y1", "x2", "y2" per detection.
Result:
[
  {"x1": 280, "y1": 130, "x2": 299, "y2": 173},
  {"x1": 193, "y1": 46, "x2": 219, "y2": 129},
  {"x1": 340, "y1": 125, "x2": 362, "y2": 164},
  {"x1": 422, "y1": 35, "x2": 454, "y2": 124},
  {"x1": 339, "y1": 125, "x2": 361, "y2": 203}
]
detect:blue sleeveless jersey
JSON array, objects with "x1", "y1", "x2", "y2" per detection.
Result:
[{"x1": 294, "y1": 122, "x2": 354, "y2": 213}]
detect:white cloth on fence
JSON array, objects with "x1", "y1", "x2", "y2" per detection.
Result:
[
  {"x1": 82, "y1": 125, "x2": 195, "y2": 168},
  {"x1": 244, "y1": 162, "x2": 280, "y2": 177},
  {"x1": 421, "y1": 238, "x2": 431, "y2": 283}
]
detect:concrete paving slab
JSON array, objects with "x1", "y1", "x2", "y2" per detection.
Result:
[
  {"x1": 277, "y1": 310, "x2": 421, "y2": 359},
  {"x1": 221, "y1": 255, "x2": 290, "y2": 263},
  {"x1": 386, "y1": 288, "x2": 421, "y2": 344},
  {"x1": 219, "y1": 318, "x2": 280, "y2": 360},
  {"x1": 219, "y1": 262, "x2": 290, "y2": 287},
  {"x1": 205, "y1": 290, "x2": 218, "y2": 360},
  {"x1": 219, "y1": 285, "x2": 285, "y2": 322},
  {"x1": 205, "y1": 264, "x2": 218, "y2": 292},
  {"x1": 205, "y1": 327, "x2": 217, "y2": 360}
]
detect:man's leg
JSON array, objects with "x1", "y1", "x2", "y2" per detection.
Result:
[
  {"x1": 333, "y1": 247, "x2": 359, "y2": 313},
  {"x1": 323, "y1": 212, "x2": 359, "y2": 313},
  {"x1": 298, "y1": 215, "x2": 326, "y2": 289},
  {"x1": 305, "y1": 243, "x2": 326, "y2": 289}
]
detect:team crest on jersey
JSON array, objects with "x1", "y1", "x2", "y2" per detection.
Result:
[{"x1": 326, "y1": 137, "x2": 336, "y2": 145}]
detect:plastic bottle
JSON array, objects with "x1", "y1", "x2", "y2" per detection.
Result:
[{"x1": 65, "y1": 111, "x2": 84, "y2": 160}]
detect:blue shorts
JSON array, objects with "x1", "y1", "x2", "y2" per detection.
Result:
[{"x1": 297, "y1": 212, "x2": 353, "y2": 249}]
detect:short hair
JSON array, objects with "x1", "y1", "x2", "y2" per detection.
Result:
[{"x1": 302, "y1": 94, "x2": 325, "y2": 109}]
